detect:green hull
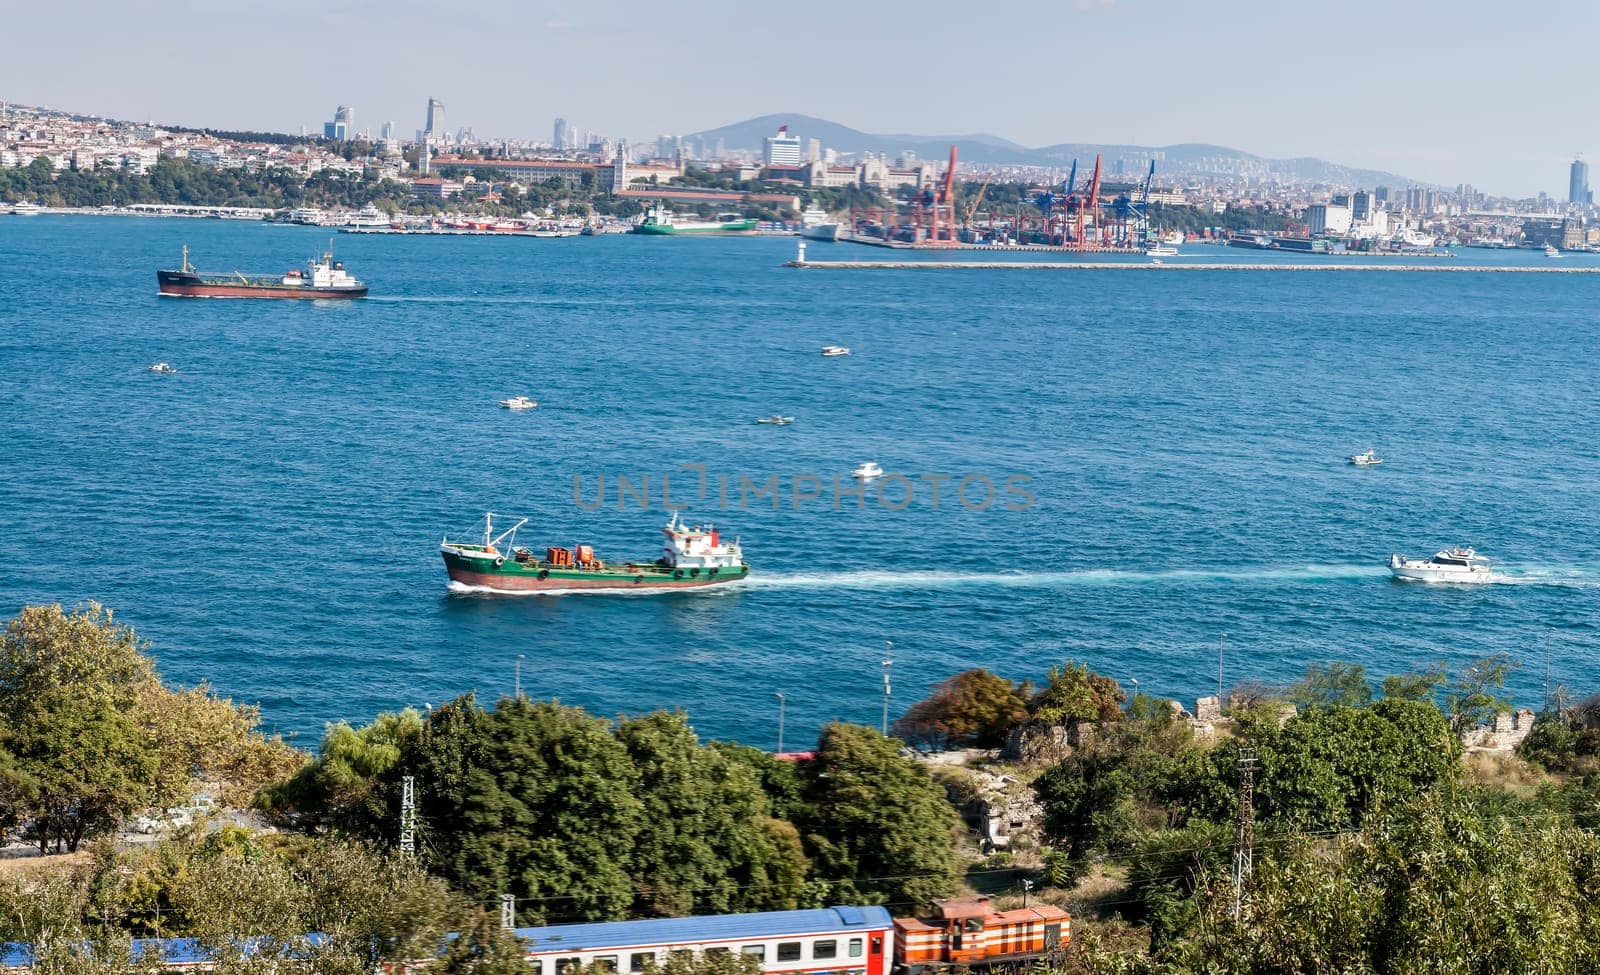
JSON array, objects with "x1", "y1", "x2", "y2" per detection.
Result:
[
  {"x1": 633, "y1": 220, "x2": 758, "y2": 235},
  {"x1": 443, "y1": 549, "x2": 749, "y2": 592}
]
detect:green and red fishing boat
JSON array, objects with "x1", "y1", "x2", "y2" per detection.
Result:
[{"x1": 440, "y1": 512, "x2": 750, "y2": 593}]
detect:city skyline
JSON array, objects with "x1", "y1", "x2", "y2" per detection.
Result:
[{"x1": 4, "y1": 0, "x2": 1597, "y2": 197}]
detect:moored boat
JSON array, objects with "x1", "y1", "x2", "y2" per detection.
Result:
[
  {"x1": 441, "y1": 512, "x2": 750, "y2": 593},
  {"x1": 1389, "y1": 547, "x2": 1492, "y2": 583},
  {"x1": 157, "y1": 245, "x2": 367, "y2": 299}
]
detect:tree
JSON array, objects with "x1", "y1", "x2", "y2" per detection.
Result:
[
  {"x1": 1287, "y1": 662, "x2": 1372, "y2": 708},
  {"x1": 259, "y1": 709, "x2": 423, "y2": 826},
  {"x1": 0, "y1": 603, "x2": 156, "y2": 717},
  {"x1": 14, "y1": 689, "x2": 158, "y2": 852},
  {"x1": 795, "y1": 723, "x2": 960, "y2": 907},
  {"x1": 892, "y1": 669, "x2": 1029, "y2": 748},
  {"x1": 1030, "y1": 664, "x2": 1125, "y2": 726},
  {"x1": 1445, "y1": 653, "x2": 1517, "y2": 732},
  {"x1": 1381, "y1": 663, "x2": 1447, "y2": 702}
]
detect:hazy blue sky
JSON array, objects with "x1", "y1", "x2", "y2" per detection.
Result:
[{"x1": 6, "y1": 0, "x2": 1594, "y2": 196}]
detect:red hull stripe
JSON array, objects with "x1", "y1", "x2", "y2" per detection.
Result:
[{"x1": 158, "y1": 285, "x2": 366, "y2": 299}]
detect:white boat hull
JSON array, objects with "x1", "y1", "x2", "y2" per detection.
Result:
[{"x1": 1388, "y1": 555, "x2": 1492, "y2": 584}]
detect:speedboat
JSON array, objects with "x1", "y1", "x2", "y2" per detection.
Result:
[
  {"x1": 1389, "y1": 547, "x2": 1492, "y2": 583},
  {"x1": 1348, "y1": 448, "x2": 1383, "y2": 466},
  {"x1": 756, "y1": 415, "x2": 795, "y2": 425},
  {"x1": 148, "y1": 362, "x2": 177, "y2": 374},
  {"x1": 821, "y1": 345, "x2": 851, "y2": 357},
  {"x1": 499, "y1": 396, "x2": 538, "y2": 410},
  {"x1": 852, "y1": 461, "x2": 884, "y2": 481}
]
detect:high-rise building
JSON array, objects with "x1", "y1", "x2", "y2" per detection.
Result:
[
  {"x1": 425, "y1": 98, "x2": 445, "y2": 140},
  {"x1": 323, "y1": 105, "x2": 353, "y2": 140},
  {"x1": 1569, "y1": 157, "x2": 1589, "y2": 205},
  {"x1": 554, "y1": 117, "x2": 571, "y2": 149},
  {"x1": 380, "y1": 121, "x2": 394, "y2": 142},
  {"x1": 764, "y1": 125, "x2": 802, "y2": 167},
  {"x1": 806, "y1": 138, "x2": 821, "y2": 163},
  {"x1": 1374, "y1": 185, "x2": 1390, "y2": 205},
  {"x1": 1404, "y1": 187, "x2": 1427, "y2": 212},
  {"x1": 1352, "y1": 190, "x2": 1372, "y2": 222}
]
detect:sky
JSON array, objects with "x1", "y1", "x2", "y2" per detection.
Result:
[{"x1": 4, "y1": 0, "x2": 1595, "y2": 197}]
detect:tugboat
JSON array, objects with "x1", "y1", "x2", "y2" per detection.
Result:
[
  {"x1": 441, "y1": 512, "x2": 750, "y2": 593},
  {"x1": 1389, "y1": 547, "x2": 1493, "y2": 583},
  {"x1": 157, "y1": 244, "x2": 368, "y2": 299}
]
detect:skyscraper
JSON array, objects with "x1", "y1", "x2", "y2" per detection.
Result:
[
  {"x1": 764, "y1": 125, "x2": 802, "y2": 167},
  {"x1": 553, "y1": 117, "x2": 571, "y2": 149},
  {"x1": 323, "y1": 105, "x2": 353, "y2": 140},
  {"x1": 425, "y1": 98, "x2": 445, "y2": 140},
  {"x1": 1570, "y1": 157, "x2": 1589, "y2": 205}
]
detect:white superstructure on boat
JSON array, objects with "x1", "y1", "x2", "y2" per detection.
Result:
[{"x1": 1389, "y1": 547, "x2": 1492, "y2": 583}]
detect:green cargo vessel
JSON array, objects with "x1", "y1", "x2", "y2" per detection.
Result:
[
  {"x1": 633, "y1": 205, "x2": 758, "y2": 235},
  {"x1": 441, "y1": 513, "x2": 750, "y2": 593}
]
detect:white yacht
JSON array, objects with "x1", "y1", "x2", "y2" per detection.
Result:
[
  {"x1": 852, "y1": 462, "x2": 885, "y2": 481},
  {"x1": 821, "y1": 345, "x2": 851, "y2": 357},
  {"x1": 1348, "y1": 448, "x2": 1382, "y2": 466},
  {"x1": 1389, "y1": 547, "x2": 1492, "y2": 583},
  {"x1": 148, "y1": 362, "x2": 178, "y2": 374},
  {"x1": 498, "y1": 396, "x2": 538, "y2": 410}
]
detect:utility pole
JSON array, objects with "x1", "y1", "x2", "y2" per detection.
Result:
[
  {"x1": 515, "y1": 654, "x2": 525, "y2": 700},
  {"x1": 1232, "y1": 747, "x2": 1256, "y2": 920},
  {"x1": 1217, "y1": 632, "x2": 1226, "y2": 705},
  {"x1": 1545, "y1": 628, "x2": 1552, "y2": 714},
  {"x1": 399, "y1": 775, "x2": 416, "y2": 855},
  {"x1": 881, "y1": 641, "x2": 894, "y2": 736},
  {"x1": 1020, "y1": 877, "x2": 1033, "y2": 908},
  {"x1": 501, "y1": 894, "x2": 516, "y2": 929},
  {"x1": 774, "y1": 692, "x2": 786, "y2": 755}
]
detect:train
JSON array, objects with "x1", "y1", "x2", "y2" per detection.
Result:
[{"x1": 0, "y1": 897, "x2": 1069, "y2": 972}]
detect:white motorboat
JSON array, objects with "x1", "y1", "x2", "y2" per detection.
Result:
[
  {"x1": 1348, "y1": 448, "x2": 1383, "y2": 466},
  {"x1": 852, "y1": 462, "x2": 885, "y2": 481},
  {"x1": 821, "y1": 345, "x2": 851, "y2": 357},
  {"x1": 755, "y1": 415, "x2": 795, "y2": 425},
  {"x1": 1389, "y1": 547, "x2": 1493, "y2": 583},
  {"x1": 148, "y1": 362, "x2": 178, "y2": 374},
  {"x1": 499, "y1": 396, "x2": 538, "y2": 410}
]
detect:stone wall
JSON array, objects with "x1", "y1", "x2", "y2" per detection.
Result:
[{"x1": 1460, "y1": 709, "x2": 1537, "y2": 752}]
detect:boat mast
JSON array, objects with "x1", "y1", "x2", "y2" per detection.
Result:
[{"x1": 181, "y1": 244, "x2": 190, "y2": 274}]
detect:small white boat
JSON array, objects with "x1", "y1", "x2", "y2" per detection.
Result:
[
  {"x1": 499, "y1": 396, "x2": 538, "y2": 410},
  {"x1": 1545, "y1": 243, "x2": 1561, "y2": 258},
  {"x1": 1348, "y1": 448, "x2": 1383, "y2": 466},
  {"x1": 148, "y1": 362, "x2": 177, "y2": 374},
  {"x1": 756, "y1": 415, "x2": 795, "y2": 425},
  {"x1": 1389, "y1": 547, "x2": 1493, "y2": 584},
  {"x1": 1145, "y1": 245, "x2": 1178, "y2": 257},
  {"x1": 852, "y1": 461, "x2": 884, "y2": 481},
  {"x1": 821, "y1": 345, "x2": 851, "y2": 357}
]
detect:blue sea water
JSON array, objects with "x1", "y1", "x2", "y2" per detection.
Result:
[{"x1": 2, "y1": 216, "x2": 1599, "y2": 750}]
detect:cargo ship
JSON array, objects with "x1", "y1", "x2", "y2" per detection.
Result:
[
  {"x1": 441, "y1": 512, "x2": 750, "y2": 593},
  {"x1": 633, "y1": 205, "x2": 758, "y2": 235},
  {"x1": 157, "y1": 245, "x2": 368, "y2": 298}
]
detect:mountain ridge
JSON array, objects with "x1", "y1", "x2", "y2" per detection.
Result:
[{"x1": 684, "y1": 113, "x2": 1416, "y2": 189}]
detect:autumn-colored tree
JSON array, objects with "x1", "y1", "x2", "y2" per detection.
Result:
[{"x1": 892, "y1": 669, "x2": 1029, "y2": 748}]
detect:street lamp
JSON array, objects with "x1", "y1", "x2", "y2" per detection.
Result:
[
  {"x1": 881, "y1": 641, "x2": 894, "y2": 736},
  {"x1": 774, "y1": 692, "x2": 786, "y2": 755}
]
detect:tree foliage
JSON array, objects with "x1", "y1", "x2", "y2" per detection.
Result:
[
  {"x1": 892, "y1": 669, "x2": 1029, "y2": 748},
  {"x1": 1030, "y1": 664, "x2": 1125, "y2": 726}
]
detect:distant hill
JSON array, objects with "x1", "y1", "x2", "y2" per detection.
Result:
[{"x1": 684, "y1": 114, "x2": 1415, "y2": 188}]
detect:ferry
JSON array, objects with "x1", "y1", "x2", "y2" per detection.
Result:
[
  {"x1": 441, "y1": 512, "x2": 750, "y2": 593},
  {"x1": 1389, "y1": 547, "x2": 1493, "y2": 584},
  {"x1": 633, "y1": 205, "x2": 758, "y2": 235},
  {"x1": 157, "y1": 245, "x2": 368, "y2": 299},
  {"x1": 11, "y1": 201, "x2": 41, "y2": 216},
  {"x1": 1546, "y1": 243, "x2": 1561, "y2": 258}
]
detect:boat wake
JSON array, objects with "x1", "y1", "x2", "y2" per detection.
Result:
[
  {"x1": 749, "y1": 565, "x2": 1389, "y2": 591},
  {"x1": 750, "y1": 565, "x2": 1600, "y2": 592}
]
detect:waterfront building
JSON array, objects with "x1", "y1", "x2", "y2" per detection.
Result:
[
  {"x1": 1570, "y1": 157, "x2": 1589, "y2": 205},
  {"x1": 1307, "y1": 204, "x2": 1353, "y2": 236},
  {"x1": 764, "y1": 125, "x2": 802, "y2": 167}
]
